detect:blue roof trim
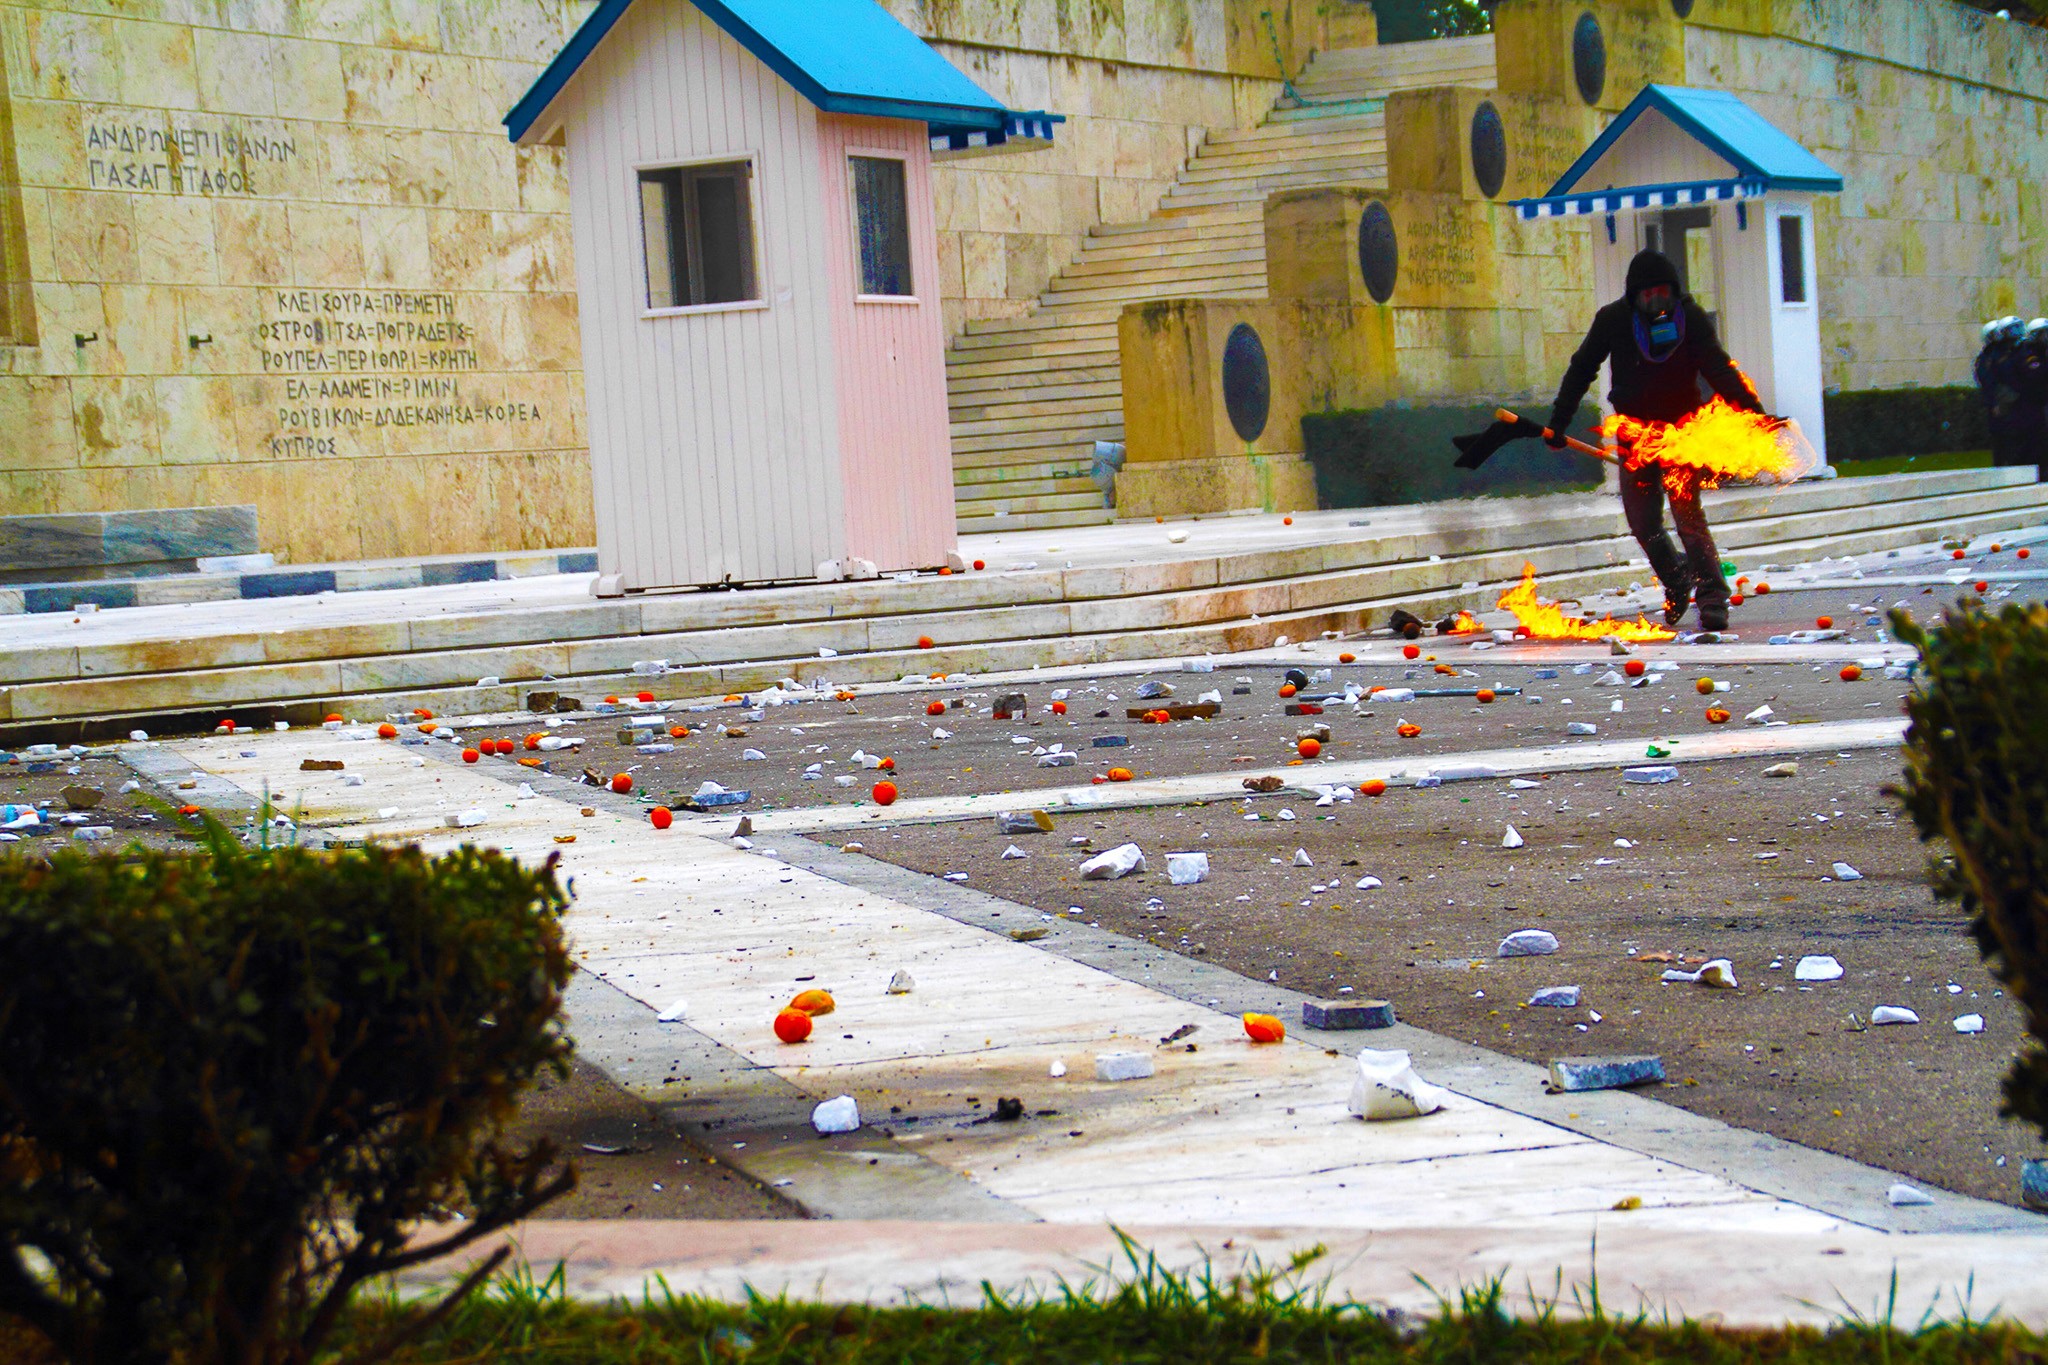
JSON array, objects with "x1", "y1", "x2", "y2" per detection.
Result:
[
  {"x1": 1540, "y1": 84, "x2": 1844, "y2": 200},
  {"x1": 507, "y1": 0, "x2": 1011, "y2": 143},
  {"x1": 504, "y1": 0, "x2": 631, "y2": 143},
  {"x1": 1512, "y1": 175, "x2": 1766, "y2": 220}
]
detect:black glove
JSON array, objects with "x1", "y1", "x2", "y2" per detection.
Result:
[{"x1": 1543, "y1": 413, "x2": 1571, "y2": 449}]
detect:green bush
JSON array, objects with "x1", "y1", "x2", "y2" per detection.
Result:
[
  {"x1": 1823, "y1": 386, "x2": 1987, "y2": 462},
  {"x1": 1301, "y1": 404, "x2": 1603, "y2": 510},
  {"x1": 1892, "y1": 603, "x2": 2048, "y2": 1140},
  {"x1": 0, "y1": 824, "x2": 576, "y2": 1365}
]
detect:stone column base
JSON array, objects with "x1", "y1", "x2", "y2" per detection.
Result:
[{"x1": 1115, "y1": 453, "x2": 1319, "y2": 519}]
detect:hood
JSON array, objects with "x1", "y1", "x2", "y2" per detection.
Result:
[{"x1": 1624, "y1": 249, "x2": 1682, "y2": 301}]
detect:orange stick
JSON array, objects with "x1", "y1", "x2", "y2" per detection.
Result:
[{"x1": 1495, "y1": 407, "x2": 1622, "y2": 465}]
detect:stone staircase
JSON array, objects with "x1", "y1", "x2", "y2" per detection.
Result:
[{"x1": 946, "y1": 34, "x2": 1499, "y2": 534}]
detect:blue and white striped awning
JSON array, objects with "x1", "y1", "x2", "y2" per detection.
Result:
[
  {"x1": 930, "y1": 109, "x2": 1062, "y2": 158},
  {"x1": 1514, "y1": 175, "x2": 1768, "y2": 220}
]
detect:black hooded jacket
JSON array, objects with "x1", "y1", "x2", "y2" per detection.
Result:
[{"x1": 1548, "y1": 250, "x2": 1763, "y2": 432}]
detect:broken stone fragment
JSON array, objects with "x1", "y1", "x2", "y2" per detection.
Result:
[
  {"x1": 60, "y1": 785, "x2": 105, "y2": 809},
  {"x1": 1528, "y1": 986, "x2": 1581, "y2": 1007},
  {"x1": 1501, "y1": 825, "x2": 1525, "y2": 849},
  {"x1": 1009, "y1": 926, "x2": 1049, "y2": 942},
  {"x1": 1094, "y1": 1051, "x2": 1154, "y2": 1081},
  {"x1": 1166, "y1": 851, "x2": 1210, "y2": 885},
  {"x1": 1242, "y1": 775, "x2": 1285, "y2": 793},
  {"x1": 1350, "y1": 1048, "x2": 1450, "y2": 1120},
  {"x1": 1566, "y1": 721, "x2": 1598, "y2": 736},
  {"x1": 1623, "y1": 765, "x2": 1678, "y2": 784},
  {"x1": 656, "y1": 999, "x2": 688, "y2": 1022},
  {"x1": 295, "y1": 760, "x2": 343, "y2": 774},
  {"x1": 1662, "y1": 959, "x2": 1738, "y2": 988},
  {"x1": 1091, "y1": 735, "x2": 1129, "y2": 748},
  {"x1": 1795, "y1": 954, "x2": 1843, "y2": 981},
  {"x1": 1292, "y1": 848, "x2": 1313, "y2": 867},
  {"x1": 996, "y1": 810, "x2": 1055, "y2": 834},
  {"x1": 1761, "y1": 761, "x2": 1799, "y2": 778},
  {"x1": 1870, "y1": 1005, "x2": 1920, "y2": 1025},
  {"x1": 993, "y1": 692, "x2": 1028, "y2": 719},
  {"x1": 1080, "y1": 844, "x2": 1146, "y2": 880},
  {"x1": 1953, "y1": 1013, "x2": 1985, "y2": 1034},
  {"x1": 444, "y1": 809, "x2": 487, "y2": 828},
  {"x1": 1498, "y1": 929, "x2": 1559, "y2": 957},
  {"x1": 811, "y1": 1095, "x2": 861, "y2": 1134},
  {"x1": 1134, "y1": 680, "x2": 1173, "y2": 699},
  {"x1": 1303, "y1": 999, "x2": 1395, "y2": 1030},
  {"x1": 1546, "y1": 1055, "x2": 1665, "y2": 1092},
  {"x1": 1831, "y1": 862, "x2": 1863, "y2": 880},
  {"x1": 1038, "y1": 752, "x2": 1077, "y2": 767},
  {"x1": 1886, "y1": 1182, "x2": 1934, "y2": 1206},
  {"x1": 887, "y1": 970, "x2": 914, "y2": 995}
]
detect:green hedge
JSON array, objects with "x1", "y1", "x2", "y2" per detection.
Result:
[
  {"x1": 1823, "y1": 386, "x2": 1987, "y2": 461},
  {"x1": 1301, "y1": 404, "x2": 1604, "y2": 510}
]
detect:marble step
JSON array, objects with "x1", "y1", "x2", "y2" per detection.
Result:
[
  {"x1": 950, "y1": 385, "x2": 1126, "y2": 421},
  {"x1": 949, "y1": 473, "x2": 1098, "y2": 502},
  {"x1": 952, "y1": 458, "x2": 1094, "y2": 487},
  {"x1": 1178, "y1": 142, "x2": 1386, "y2": 179},
  {"x1": 954, "y1": 488, "x2": 1111, "y2": 517}
]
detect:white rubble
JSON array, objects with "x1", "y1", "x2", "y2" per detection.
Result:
[
  {"x1": 887, "y1": 970, "x2": 915, "y2": 995},
  {"x1": 1795, "y1": 955, "x2": 1844, "y2": 981},
  {"x1": 1831, "y1": 862, "x2": 1863, "y2": 880},
  {"x1": 1167, "y1": 852, "x2": 1211, "y2": 885},
  {"x1": 1498, "y1": 929, "x2": 1559, "y2": 957},
  {"x1": 1349, "y1": 1048, "x2": 1451, "y2": 1121},
  {"x1": 1501, "y1": 825, "x2": 1525, "y2": 849},
  {"x1": 1887, "y1": 1182, "x2": 1935, "y2": 1206},
  {"x1": 1954, "y1": 1013, "x2": 1986, "y2": 1034},
  {"x1": 1079, "y1": 844, "x2": 1147, "y2": 880},
  {"x1": 1292, "y1": 848, "x2": 1313, "y2": 867},
  {"x1": 811, "y1": 1095, "x2": 861, "y2": 1134},
  {"x1": 1094, "y1": 1051, "x2": 1155, "y2": 1082},
  {"x1": 1661, "y1": 958, "x2": 1738, "y2": 988},
  {"x1": 656, "y1": 999, "x2": 688, "y2": 1022},
  {"x1": 1871, "y1": 1005, "x2": 1920, "y2": 1025}
]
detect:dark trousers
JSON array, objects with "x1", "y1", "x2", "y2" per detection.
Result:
[{"x1": 1618, "y1": 456, "x2": 1727, "y2": 611}]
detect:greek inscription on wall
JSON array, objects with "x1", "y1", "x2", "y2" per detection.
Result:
[
  {"x1": 1402, "y1": 202, "x2": 1487, "y2": 294},
  {"x1": 83, "y1": 114, "x2": 299, "y2": 195},
  {"x1": 258, "y1": 291, "x2": 541, "y2": 457}
]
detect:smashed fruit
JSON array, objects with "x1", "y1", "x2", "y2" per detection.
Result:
[
  {"x1": 1278, "y1": 684, "x2": 1298, "y2": 698},
  {"x1": 878, "y1": 756, "x2": 896, "y2": 771},
  {"x1": 1705, "y1": 707, "x2": 1731, "y2": 724},
  {"x1": 790, "y1": 989, "x2": 837, "y2": 1016},
  {"x1": 1397, "y1": 723, "x2": 1421, "y2": 739},
  {"x1": 1107, "y1": 767, "x2": 1134, "y2": 782},
  {"x1": 1243, "y1": 1013, "x2": 1286, "y2": 1044},
  {"x1": 926, "y1": 700, "x2": 946, "y2": 716},
  {"x1": 773, "y1": 1008, "x2": 813, "y2": 1044}
]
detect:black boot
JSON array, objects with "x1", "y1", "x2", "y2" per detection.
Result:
[
  {"x1": 1661, "y1": 567, "x2": 1695, "y2": 627},
  {"x1": 1697, "y1": 599, "x2": 1729, "y2": 632}
]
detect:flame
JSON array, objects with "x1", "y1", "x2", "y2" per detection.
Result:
[
  {"x1": 1495, "y1": 564, "x2": 1675, "y2": 642},
  {"x1": 1448, "y1": 610, "x2": 1484, "y2": 634},
  {"x1": 1602, "y1": 396, "x2": 1803, "y2": 495}
]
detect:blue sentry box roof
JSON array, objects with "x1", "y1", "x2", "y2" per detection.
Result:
[
  {"x1": 507, "y1": 0, "x2": 1009, "y2": 143},
  {"x1": 1547, "y1": 84, "x2": 1843, "y2": 198}
]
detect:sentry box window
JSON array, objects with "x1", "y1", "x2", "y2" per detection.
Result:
[
  {"x1": 850, "y1": 155, "x2": 913, "y2": 298},
  {"x1": 1777, "y1": 212, "x2": 1808, "y2": 305},
  {"x1": 639, "y1": 160, "x2": 759, "y2": 310}
]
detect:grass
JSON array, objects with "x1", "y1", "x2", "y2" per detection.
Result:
[
  {"x1": 5, "y1": 1238, "x2": 2039, "y2": 1363},
  {"x1": 1832, "y1": 450, "x2": 1993, "y2": 477}
]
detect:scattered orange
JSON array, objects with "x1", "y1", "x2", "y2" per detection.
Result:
[
  {"x1": 649, "y1": 806, "x2": 672, "y2": 830},
  {"x1": 412, "y1": 708, "x2": 434, "y2": 720},
  {"x1": 938, "y1": 566, "x2": 952, "y2": 575},
  {"x1": 669, "y1": 725, "x2": 688, "y2": 738},
  {"x1": 1975, "y1": 580, "x2": 1989, "y2": 593},
  {"x1": 1705, "y1": 706, "x2": 1731, "y2": 723},
  {"x1": 1338, "y1": 652, "x2": 1356, "y2": 664},
  {"x1": 873, "y1": 780, "x2": 899, "y2": 805},
  {"x1": 604, "y1": 695, "x2": 619, "y2": 704},
  {"x1": 177, "y1": 804, "x2": 202, "y2": 816},
  {"x1": 1397, "y1": 723, "x2": 1421, "y2": 739},
  {"x1": 609, "y1": 772, "x2": 632, "y2": 793},
  {"x1": 790, "y1": 989, "x2": 837, "y2": 1016},
  {"x1": 637, "y1": 690, "x2": 655, "y2": 703},
  {"x1": 973, "y1": 559, "x2": 986, "y2": 570},
  {"x1": 1839, "y1": 664, "x2": 1862, "y2": 682},
  {"x1": 926, "y1": 700, "x2": 947, "y2": 716},
  {"x1": 1278, "y1": 683, "x2": 1297, "y2": 698},
  {"x1": 1051, "y1": 701, "x2": 1067, "y2": 715},
  {"x1": 1297, "y1": 738, "x2": 1321, "y2": 759},
  {"x1": 1361, "y1": 779, "x2": 1387, "y2": 797},
  {"x1": 1816, "y1": 616, "x2": 1833, "y2": 629},
  {"x1": 462, "y1": 748, "x2": 480, "y2": 763},
  {"x1": 419, "y1": 721, "x2": 438, "y2": 734},
  {"x1": 1476, "y1": 688, "x2": 1496, "y2": 703},
  {"x1": 324, "y1": 713, "x2": 343, "y2": 724},
  {"x1": 1283, "y1": 516, "x2": 1293, "y2": 526},
  {"x1": 1992, "y1": 543, "x2": 2003, "y2": 552},
  {"x1": 1402, "y1": 644, "x2": 1421, "y2": 660},
  {"x1": 1953, "y1": 548, "x2": 1967, "y2": 560},
  {"x1": 773, "y1": 1008, "x2": 813, "y2": 1044},
  {"x1": 217, "y1": 719, "x2": 235, "y2": 732},
  {"x1": 1243, "y1": 1013, "x2": 1286, "y2": 1044},
  {"x1": 377, "y1": 723, "x2": 398, "y2": 739},
  {"x1": 917, "y1": 635, "x2": 935, "y2": 649},
  {"x1": 1623, "y1": 659, "x2": 1646, "y2": 677},
  {"x1": 1107, "y1": 767, "x2": 1134, "y2": 782},
  {"x1": 878, "y1": 756, "x2": 895, "y2": 771},
  {"x1": 2020, "y1": 548, "x2": 2032, "y2": 559},
  {"x1": 1755, "y1": 582, "x2": 1771, "y2": 594},
  {"x1": 1695, "y1": 677, "x2": 1716, "y2": 695},
  {"x1": 1434, "y1": 663, "x2": 1457, "y2": 675},
  {"x1": 525, "y1": 733, "x2": 545, "y2": 750},
  {"x1": 1730, "y1": 593, "x2": 1746, "y2": 606}
]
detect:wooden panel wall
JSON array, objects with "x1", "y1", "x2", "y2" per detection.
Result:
[
  {"x1": 564, "y1": 1, "x2": 844, "y2": 590},
  {"x1": 1578, "y1": 109, "x2": 1738, "y2": 190},
  {"x1": 815, "y1": 114, "x2": 957, "y2": 572}
]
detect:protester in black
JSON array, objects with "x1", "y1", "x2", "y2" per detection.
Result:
[
  {"x1": 1545, "y1": 249, "x2": 1766, "y2": 631},
  {"x1": 1976, "y1": 316, "x2": 2027, "y2": 470},
  {"x1": 2011, "y1": 319, "x2": 2048, "y2": 480}
]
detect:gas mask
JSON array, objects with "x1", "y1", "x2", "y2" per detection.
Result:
[{"x1": 1635, "y1": 284, "x2": 1679, "y2": 348}]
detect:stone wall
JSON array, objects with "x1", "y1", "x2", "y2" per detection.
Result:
[
  {"x1": 0, "y1": 1, "x2": 598, "y2": 565},
  {"x1": 893, "y1": 0, "x2": 1372, "y2": 337}
]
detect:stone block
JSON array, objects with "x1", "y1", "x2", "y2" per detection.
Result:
[
  {"x1": 1266, "y1": 187, "x2": 1500, "y2": 312},
  {"x1": 1494, "y1": 0, "x2": 1683, "y2": 112},
  {"x1": 1545, "y1": 1054, "x2": 1666, "y2": 1092},
  {"x1": 1115, "y1": 453, "x2": 1318, "y2": 519},
  {"x1": 1302, "y1": 998, "x2": 1395, "y2": 1029}
]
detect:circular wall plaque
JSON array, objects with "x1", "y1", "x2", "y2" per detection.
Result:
[
  {"x1": 1670, "y1": 0, "x2": 1695, "y2": 16},
  {"x1": 1220, "y1": 322, "x2": 1271, "y2": 442},
  {"x1": 1356, "y1": 200, "x2": 1398, "y2": 305},
  {"x1": 1572, "y1": 11, "x2": 1607, "y2": 106},
  {"x1": 1470, "y1": 100, "x2": 1507, "y2": 199}
]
